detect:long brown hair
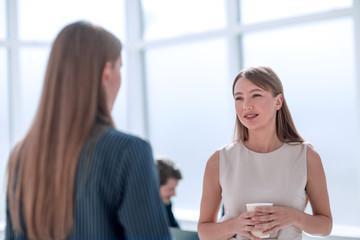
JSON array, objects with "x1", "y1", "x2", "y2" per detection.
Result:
[
  {"x1": 232, "y1": 66, "x2": 304, "y2": 143},
  {"x1": 7, "y1": 21, "x2": 122, "y2": 240}
]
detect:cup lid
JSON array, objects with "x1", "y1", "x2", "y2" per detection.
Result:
[{"x1": 246, "y1": 203, "x2": 273, "y2": 206}]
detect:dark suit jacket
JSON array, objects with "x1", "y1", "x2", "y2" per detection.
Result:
[
  {"x1": 166, "y1": 202, "x2": 180, "y2": 228},
  {"x1": 6, "y1": 125, "x2": 171, "y2": 240}
]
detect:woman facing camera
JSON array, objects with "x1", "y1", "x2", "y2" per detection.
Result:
[
  {"x1": 198, "y1": 66, "x2": 332, "y2": 240},
  {"x1": 6, "y1": 21, "x2": 170, "y2": 240}
]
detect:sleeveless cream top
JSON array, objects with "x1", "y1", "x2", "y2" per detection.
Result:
[{"x1": 219, "y1": 141, "x2": 308, "y2": 240}]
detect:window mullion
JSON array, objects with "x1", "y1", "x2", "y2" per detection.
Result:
[
  {"x1": 6, "y1": 0, "x2": 20, "y2": 147},
  {"x1": 225, "y1": 0, "x2": 242, "y2": 82},
  {"x1": 124, "y1": 0, "x2": 149, "y2": 139},
  {"x1": 353, "y1": 0, "x2": 360, "y2": 205}
]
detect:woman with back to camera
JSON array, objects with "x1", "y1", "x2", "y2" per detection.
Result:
[
  {"x1": 198, "y1": 66, "x2": 332, "y2": 240},
  {"x1": 6, "y1": 21, "x2": 171, "y2": 240}
]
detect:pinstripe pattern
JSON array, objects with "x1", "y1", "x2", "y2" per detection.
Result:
[{"x1": 6, "y1": 126, "x2": 171, "y2": 240}]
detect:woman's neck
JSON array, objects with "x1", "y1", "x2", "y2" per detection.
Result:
[{"x1": 244, "y1": 128, "x2": 283, "y2": 153}]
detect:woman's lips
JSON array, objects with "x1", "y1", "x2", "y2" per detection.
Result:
[{"x1": 244, "y1": 114, "x2": 259, "y2": 119}]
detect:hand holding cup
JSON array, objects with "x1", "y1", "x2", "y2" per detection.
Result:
[{"x1": 246, "y1": 203, "x2": 273, "y2": 238}]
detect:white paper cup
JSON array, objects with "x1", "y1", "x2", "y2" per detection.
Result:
[{"x1": 246, "y1": 203, "x2": 273, "y2": 238}]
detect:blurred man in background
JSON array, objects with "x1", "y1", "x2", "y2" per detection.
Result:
[{"x1": 155, "y1": 158, "x2": 182, "y2": 228}]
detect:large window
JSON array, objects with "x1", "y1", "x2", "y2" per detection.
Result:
[
  {"x1": 0, "y1": 48, "x2": 9, "y2": 225},
  {"x1": 16, "y1": 47, "x2": 49, "y2": 142},
  {"x1": 0, "y1": 0, "x2": 5, "y2": 39},
  {"x1": 18, "y1": 0, "x2": 125, "y2": 41},
  {"x1": 142, "y1": 0, "x2": 226, "y2": 40},
  {"x1": 240, "y1": 0, "x2": 352, "y2": 24},
  {"x1": 145, "y1": 39, "x2": 233, "y2": 215}
]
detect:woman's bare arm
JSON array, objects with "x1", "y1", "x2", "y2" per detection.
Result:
[{"x1": 197, "y1": 151, "x2": 260, "y2": 240}]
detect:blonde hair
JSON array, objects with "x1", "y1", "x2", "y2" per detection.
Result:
[
  {"x1": 232, "y1": 66, "x2": 304, "y2": 143},
  {"x1": 7, "y1": 21, "x2": 122, "y2": 240}
]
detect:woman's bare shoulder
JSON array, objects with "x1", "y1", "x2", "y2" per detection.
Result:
[{"x1": 206, "y1": 150, "x2": 220, "y2": 170}]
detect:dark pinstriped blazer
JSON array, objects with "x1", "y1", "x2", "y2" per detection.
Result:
[{"x1": 6, "y1": 125, "x2": 171, "y2": 240}]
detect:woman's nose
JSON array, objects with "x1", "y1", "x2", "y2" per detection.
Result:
[{"x1": 243, "y1": 100, "x2": 254, "y2": 111}]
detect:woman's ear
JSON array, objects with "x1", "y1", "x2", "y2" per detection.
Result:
[
  {"x1": 275, "y1": 93, "x2": 283, "y2": 110},
  {"x1": 101, "y1": 62, "x2": 113, "y2": 112},
  {"x1": 101, "y1": 62, "x2": 112, "y2": 86}
]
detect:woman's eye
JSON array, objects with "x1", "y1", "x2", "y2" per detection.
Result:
[
  {"x1": 235, "y1": 97, "x2": 243, "y2": 101},
  {"x1": 253, "y1": 94, "x2": 262, "y2": 98}
]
